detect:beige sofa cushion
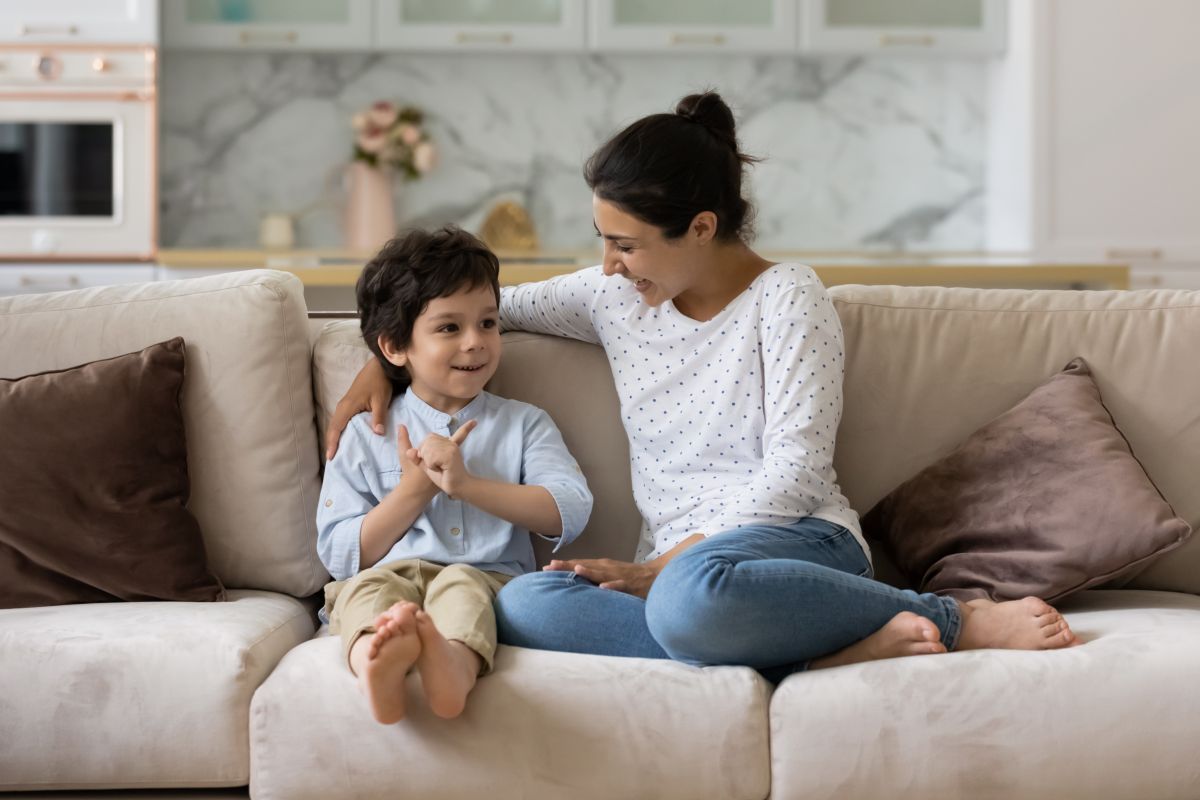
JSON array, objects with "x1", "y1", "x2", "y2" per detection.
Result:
[
  {"x1": 0, "y1": 271, "x2": 326, "y2": 596},
  {"x1": 830, "y1": 286, "x2": 1200, "y2": 595},
  {"x1": 0, "y1": 591, "x2": 314, "y2": 790},
  {"x1": 769, "y1": 589, "x2": 1200, "y2": 800},
  {"x1": 313, "y1": 323, "x2": 644, "y2": 563},
  {"x1": 250, "y1": 637, "x2": 771, "y2": 800}
]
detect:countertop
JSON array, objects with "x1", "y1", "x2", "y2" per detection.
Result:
[{"x1": 156, "y1": 248, "x2": 1131, "y2": 289}]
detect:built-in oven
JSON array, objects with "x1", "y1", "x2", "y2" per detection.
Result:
[{"x1": 0, "y1": 44, "x2": 156, "y2": 261}]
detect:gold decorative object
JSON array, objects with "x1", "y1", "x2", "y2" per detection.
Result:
[{"x1": 480, "y1": 200, "x2": 539, "y2": 252}]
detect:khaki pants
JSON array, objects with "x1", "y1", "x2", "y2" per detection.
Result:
[{"x1": 323, "y1": 559, "x2": 513, "y2": 675}]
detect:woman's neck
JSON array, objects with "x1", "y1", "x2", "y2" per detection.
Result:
[{"x1": 673, "y1": 242, "x2": 774, "y2": 322}]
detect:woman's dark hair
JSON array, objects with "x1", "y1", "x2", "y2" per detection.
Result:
[
  {"x1": 584, "y1": 91, "x2": 759, "y2": 242},
  {"x1": 356, "y1": 225, "x2": 500, "y2": 391}
]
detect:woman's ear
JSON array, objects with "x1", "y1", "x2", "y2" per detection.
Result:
[
  {"x1": 378, "y1": 334, "x2": 407, "y2": 368},
  {"x1": 690, "y1": 211, "x2": 719, "y2": 245}
]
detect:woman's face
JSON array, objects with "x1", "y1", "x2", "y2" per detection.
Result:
[{"x1": 592, "y1": 195, "x2": 712, "y2": 308}]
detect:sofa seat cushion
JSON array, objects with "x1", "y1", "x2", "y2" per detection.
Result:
[
  {"x1": 769, "y1": 590, "x2": 1200, "y2": 800},
  {"x1": 250, "y1": 637, "x2": 771, "y2": 800},
  {"x1": 0, "y1": 590, "x2": 315, "y2": 790}
]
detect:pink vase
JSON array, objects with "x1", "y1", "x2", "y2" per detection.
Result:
[{"x1": 344, "y1": 161, "x2": 397, "y2": 251}]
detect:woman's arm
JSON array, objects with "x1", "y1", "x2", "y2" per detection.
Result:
[
  {"x1": 325, "y1": 357, "x2": 393, "y2": 460},
  {"x1": 499, "y1": 266, "x2": 605, "y2": 342}
]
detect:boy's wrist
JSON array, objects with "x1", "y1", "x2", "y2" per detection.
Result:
[{"x1": 445, "y1": 470, "x2": 478, "y2": 501}]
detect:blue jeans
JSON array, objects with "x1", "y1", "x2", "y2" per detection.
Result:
[{"x1": 496, "y1": 518, "x2": 962, "y2": 681}]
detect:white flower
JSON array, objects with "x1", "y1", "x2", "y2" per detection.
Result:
[
  {"x1": 351, "y1": 112, "x2": 369, "y2": 132},
  {"x1": 368, "y1": 101, "x2": 398, "y2": 128},
  {"x1": 413, "y1": 141, "x2": 438, "y2": 174}
]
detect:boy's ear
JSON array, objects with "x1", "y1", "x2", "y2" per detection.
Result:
[{"x1": 378, "y1": 334, "x2": 406, "y2": 367}]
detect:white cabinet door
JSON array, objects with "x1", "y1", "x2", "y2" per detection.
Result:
[
  {"x1": 1129, "y1": 264, "x2": 1200, "y2": 291},
  {"x1": 0, "y1": 264, "x2": 157, "y2": 297},
  {"x1": 988, "y1": 0, "x2": 1200, "y2": 261},
  {"x1": 590, "y1": 0, "x2": 797, "y2": 52},
  {"x1": 801, "y1": 0, "x2": 1005, "y2": 55},
  {"x1": 0, "y1": 0, "x2": 157, "y2": 44},
  {"x1": 164, "y1": 0, "x2": 373, "y2": 50},
  {"x1": 375, "y1": 0, "x2": 584, "y2": 51}
]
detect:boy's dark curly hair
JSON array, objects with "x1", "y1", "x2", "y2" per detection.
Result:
[{"x1": 356, "y1": 226, "x2": 500, "y2": 392}]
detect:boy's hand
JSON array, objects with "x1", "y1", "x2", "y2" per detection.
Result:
[
  {"x1": 397, "y1": 424, "x2": 438, "y2": 497},
  {"x1": 410, "y1": 420, "x2": 477, "y2": 498}
]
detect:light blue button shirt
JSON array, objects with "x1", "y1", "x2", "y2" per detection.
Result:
[{"x1": 317, "y1": 387, "x2": 592, "y2": 582}]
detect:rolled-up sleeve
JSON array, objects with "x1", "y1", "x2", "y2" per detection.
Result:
[
  {"x1": 316, "y1": 419, "x2": 377, "y2": 580},
  {"x1": 520, "y1": 408, "x2": 592, "y2": 550}
]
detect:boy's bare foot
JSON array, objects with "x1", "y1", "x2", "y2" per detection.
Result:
[
  {"x1": 957, "y1": 596, "x2": 1078, "y2": 651},
  {"x1": 350, "y1": 602, "x2": 421, "y2": 724},
  {"x1": 810, "y1": 611, "x2": 946, "y2": 670},
  {"x1": 413, "y1": 610, "x2": 482, "y2": 719}
]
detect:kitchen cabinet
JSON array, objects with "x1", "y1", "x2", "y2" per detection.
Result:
[
  {"x1": 987, "y1": 0, "x2": 1200, "y2": 261},
  {"x1": 589, "y1": 0, "x2": 797, "y2": 52},
  {"x1": 0, "y1": 0, "x2": 157, "y2": 44},
  {"x1": 374, "y1": 0, "x2": 584, "y2": 51},
  {"x1": 0, "y1": 264, "x2": 156, "y2": 297},
  {"x1": 164, "y1": 0, "x2": 373, "y2": 51},
  {"x1": 801, "y1": 0, "x2": 1006, "y2": 55}
]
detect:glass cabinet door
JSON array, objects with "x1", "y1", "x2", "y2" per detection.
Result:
[
  {"x1": 374, "y1": 0, "x2": 584, "y2": 51},
  {"x1": 590, "y1": 0, "x2": 797, "y2": 52},
  {"x1": 164, "y1": 0, "x2": 373, "y2": 50},
  {"x1": 802, "y1": 0, "x2": 1006, "y2": 55}
]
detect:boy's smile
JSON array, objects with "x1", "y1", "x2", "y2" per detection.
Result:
[{"x1": 380, "y1": 285, "x2": 501, "y2": 414}]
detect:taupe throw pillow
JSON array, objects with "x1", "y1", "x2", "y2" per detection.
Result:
[
  {"x1": 0, "y1": 337, "x2": 224, "y2": 608},
  {"x1": 863, "y1": 357, "x2": 1191, "y2": 603}
]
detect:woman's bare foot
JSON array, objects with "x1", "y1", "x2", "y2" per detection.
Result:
[
  {"x1": 413, "y1": 610, "x2": 482, "y2": 719},
  {"x1": 957, "y1": 596, "x2": 1077, "y2": 651},
  {"x1": 349, "y1": 602, "x2": 421, "y2": 724},
  {"x1": 810, "y1": 611, "x2": 946, "y2": 670}
]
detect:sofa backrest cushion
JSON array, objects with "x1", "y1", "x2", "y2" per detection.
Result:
[
  {"x1": 829, "y1": 285, "x2": 1200, "y2": 596},
  {"x1": 0, "y1": 270, "x2": 327, "y2": 597},
  {"x1": 312, "y1": 323, "x2": 643, "y2": 564}
]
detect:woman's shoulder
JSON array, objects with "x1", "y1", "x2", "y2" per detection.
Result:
[{"x1": 756, "y1": 261, "x2": 823, "y2": 293}]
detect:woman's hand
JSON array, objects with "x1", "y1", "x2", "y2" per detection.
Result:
[
  {"x1": 544, "y1": 558, "x2": 660, "y2": 599},
  {"x1": 325, "y1": 358, "x2": 393, "y2": 460}
]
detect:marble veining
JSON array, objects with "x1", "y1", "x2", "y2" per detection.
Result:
[{"x1": 160, "y1": 52, "x2": 985, "y2": 252}]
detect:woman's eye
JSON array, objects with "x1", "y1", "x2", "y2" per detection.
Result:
[{"x1": 616, "y1": 244, "x2": 633, "y2": 253}]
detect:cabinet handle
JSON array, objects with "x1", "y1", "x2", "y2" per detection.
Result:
[
  {"x1": 669, "y1": 33, "x2": 727, "y2": 46},
  {"x1": 238, "y1": 30, "x2": 299, "y2": 45},
  {"x1": 1106, "y1": 248, "x2": 1162, "y2": 260},
  {"x1": 455, "y1": 31, "x2": 513, "y2": 44},
  {"x1": 880, "y1": 34, "x2": 936, "y2": 47},
  {"x1": 19, "y1": 274, "x2": 81, "y2": 290},
  {"x1": 19, "y1": 24, "x2": 79, "y2": 36}
]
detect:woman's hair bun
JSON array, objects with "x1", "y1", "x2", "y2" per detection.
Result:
[{"x1": 675, "y1": 91, "x2": 738, "y2": 147}]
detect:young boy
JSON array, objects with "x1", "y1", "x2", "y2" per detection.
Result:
[{"x1": 317, "y1": 226, "x2": 591, "y2": 724}]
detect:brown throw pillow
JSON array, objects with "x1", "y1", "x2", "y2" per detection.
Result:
[
  {"x1": 863, "y1": 357, "x2": 1191, "y2": 603},
  {"x1": 0, "y1": 337, "x2": 224, "y2": 608}
]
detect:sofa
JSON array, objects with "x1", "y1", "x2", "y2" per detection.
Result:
[{"x1": 1, "y1": 269, "x2": 1197, "y2": 800}]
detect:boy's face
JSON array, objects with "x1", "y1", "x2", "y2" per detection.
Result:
[{"x1": 380, "y1": 284, "x2": 501, "y2": 414}]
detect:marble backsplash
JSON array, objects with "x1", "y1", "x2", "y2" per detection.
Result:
[{"x1": 160, "y1": 51, "x2": 985, "y2": 252}]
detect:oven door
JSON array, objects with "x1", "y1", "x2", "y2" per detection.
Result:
[{"x1": 0, "y1": 94, "x2": 154, "y2": 260}]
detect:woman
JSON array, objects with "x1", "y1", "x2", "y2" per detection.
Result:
[{"x1": 327, "y1": 91, "x2": 1076, "y2": 679}]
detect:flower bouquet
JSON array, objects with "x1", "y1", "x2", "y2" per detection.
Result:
[{"x1": 351, "y1": 101, "x2": 438, "y2": 181}]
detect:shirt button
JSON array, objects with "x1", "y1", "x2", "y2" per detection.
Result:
[
  {"x1": 450, "y1": 527, "x2": 461, "y2": 536},
  {"x1": 324, "y1": 498, "x2": 333, "y2": 507}
]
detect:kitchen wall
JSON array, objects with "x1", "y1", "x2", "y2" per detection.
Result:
[{"x1": 160, "y1": 51, "x2": 985, "y2": 252}]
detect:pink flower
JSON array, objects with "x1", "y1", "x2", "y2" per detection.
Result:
[
  {"x1": 368, "y1": 101, "x2": 398, "y2": 128},
  {"x1": 413, "y1": 141, "x2": 438, "y2": 174},
  {"x1": 396, "y1": 123, "x2": 421, "y2": 146},
  {"x1": 350, "y1": 112, "x2": 369, "y2": 132},
  {"x1": 357, "y1": 127, "x2": 387, "y2": 155}
]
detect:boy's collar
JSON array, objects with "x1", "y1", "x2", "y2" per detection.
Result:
[{"x1": 402, "y1": 387, "x2": 487, "y2": 428}]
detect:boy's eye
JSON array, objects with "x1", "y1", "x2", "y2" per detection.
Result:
[
  {"x1": 481, "y1": 319, "x2": 497, "y2": 329},
  {"x1": 438, "y1": 324, "x2": 458, "y2": 333}
]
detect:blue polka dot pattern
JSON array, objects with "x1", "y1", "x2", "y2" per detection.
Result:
[{"x1": 501, "y1": 263, "x2": 867, "y2": 563}]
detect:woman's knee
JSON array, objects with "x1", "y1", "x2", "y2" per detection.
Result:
[
  {"x1": 494, "y1": 571, "x2": 574, "y2": 644},
  {"x1": 644, "y1": 553, "x2": 737, "y2": 664}
]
